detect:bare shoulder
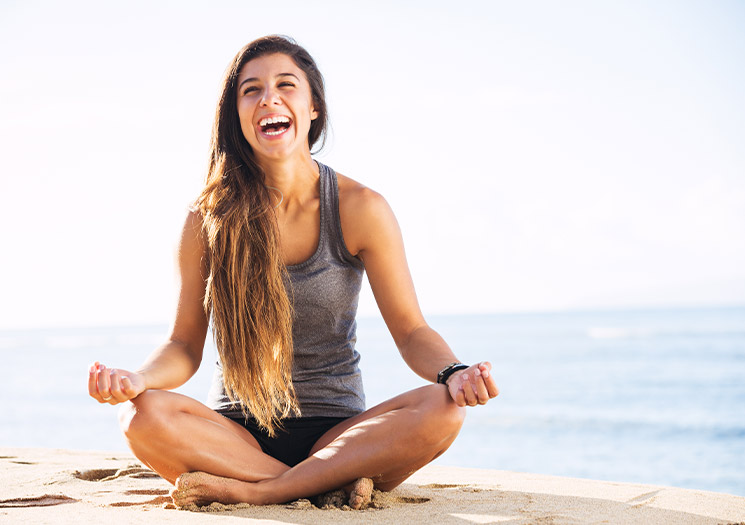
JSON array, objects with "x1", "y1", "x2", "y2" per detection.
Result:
[
  {"x1": 178, "y1": 208, "x2": 208, "y2": 267},
  {"x1": 183, "y1": 207, "x2": 203, "y2": 232},
  {"x1": 336, "y1": 172, "x2": 399, "y2": 257},
  {"x1": 336, "y1": 172, "x2": 389, "y2": 212},
  {"x1": 181, "y1": 208, "x2": 205, "y2": 243}
]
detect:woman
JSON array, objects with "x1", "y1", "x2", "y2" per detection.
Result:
[{"x1": 88, "y1": 35, "x2": 498, "y2": 509}]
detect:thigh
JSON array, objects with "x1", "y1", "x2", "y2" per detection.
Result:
[
  {"x1": 305, "y1": 384, "x2": 464, "y2": 491},
  {"x1": 129, "y1": 389, "x2": 264, "y2": 452},
  {"x1": 309, "y1": 384, "x2": 454, "y2": 454},
  {"x1": 123, "y1": 389, "x2": 296, "y2": 484}
]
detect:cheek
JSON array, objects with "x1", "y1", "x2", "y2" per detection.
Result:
[
  {"x1": 297, "y1": 99, "x2": 317, "y2": 126},
  {"x1": 237, "y1": 106, "x2": 256, "y2": 142}
]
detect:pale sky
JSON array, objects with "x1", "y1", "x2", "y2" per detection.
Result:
[{"x1": 1, "y1": 0, "x2": 744, "y2": 330}]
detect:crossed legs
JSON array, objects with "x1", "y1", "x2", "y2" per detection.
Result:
[{"x1": 118, "y1": 384, "x2": 466, "y2": 506}]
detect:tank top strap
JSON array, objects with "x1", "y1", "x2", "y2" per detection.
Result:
[{"x1": 317, "y1": 161, "x2": 363, "y2": 267}]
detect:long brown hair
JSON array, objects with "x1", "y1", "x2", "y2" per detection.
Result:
[{"x1": 194, "y1": 36, "x2": 328, "y2": 435}]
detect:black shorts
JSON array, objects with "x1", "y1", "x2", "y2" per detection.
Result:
[{"x1": 227, "y1": 416, "x2": 349, "y2": 467}]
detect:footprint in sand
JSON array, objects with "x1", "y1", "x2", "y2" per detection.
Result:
[
  {"x1": 0, "y1": 495, "x2": 77, "y2": 508},
  {"x1": 73, "y1": 466, "x2": 161, "y2": 482},
  {"x1": 109, "y1": 496, "x2": 172, "y2": 507},
  {"x1": 0, "y1": 456, "x2": 36, "y2": 465},
  {"x1": 108, "y1": 489, "x2": 173, "y2": 507},
  {"x1": 626, "y1": 490, "x2": 661, "y2": 507},
  {"x1": 72, "y1": 468, "x2": 119, "y2": 481},
  {"x1": 125, "y1": 489, "x2": 170, "y2": 496},
  {"x1": 395, "y1": 496, "x2": 430, "y2": 504},
  {"x1": 108, "y1": 489, "x2": 172, "y2": 508},
  {"x1": 423, "y1": 483, "x2": 486, "y2": 493}
]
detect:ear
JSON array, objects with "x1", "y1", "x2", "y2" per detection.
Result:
[{"x1": 310, "y1": 107, "x2": 319, "y2": 121}]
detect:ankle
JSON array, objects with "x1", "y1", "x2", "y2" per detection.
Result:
[{"x1": 251, "y1": 478, "x2": 276, "y2": 505}]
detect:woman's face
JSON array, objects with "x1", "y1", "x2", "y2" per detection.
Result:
[{"x1": 236, "y1": 53, "x2": 318, "y2": 163}]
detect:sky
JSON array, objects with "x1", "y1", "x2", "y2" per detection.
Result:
[{"x1": 1, "y1": 0, "x2": 744, "y2": 330}]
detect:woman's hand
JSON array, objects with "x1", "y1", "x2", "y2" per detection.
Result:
[
  {"x1": 88, "y1": 362, "x2": 146, "y2": 405},
  {"x1": 447, "y1": 362, "x2": 499, "y2": 407}
]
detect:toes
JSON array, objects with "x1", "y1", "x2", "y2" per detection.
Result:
[
  {"x1": 348, "y1": 477, "x2": 374, "y2": 510},
  {"x1": 170, "y1": 487, "x2": 189, "y2": 507},
  {"x1": 171, "y1": 473, "x2": 197, "y2": 507}
]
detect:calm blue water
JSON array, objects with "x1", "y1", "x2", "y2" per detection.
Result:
[{"x1": 1, "y1": 307, "x2": 743, "y2": 496}]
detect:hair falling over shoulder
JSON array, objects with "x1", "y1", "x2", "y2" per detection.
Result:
[
  {"x1": 193, "y1": 36, "x2": 327, "y2": 436},
  {"x1": 195, "y1": 154, "x2": 298, "y2": 437}
]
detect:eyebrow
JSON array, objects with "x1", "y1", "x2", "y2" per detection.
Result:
[{"x1": 238, "y1": 73, "x2": 300, "y2": 90}]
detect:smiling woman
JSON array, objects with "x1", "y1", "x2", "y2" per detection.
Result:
[
  {"x1": 236, "y1": 53, "x2": 320, "y2": 163},
  {"x1": 87, "y1": 35, "x2": 498, "y2": 509}
]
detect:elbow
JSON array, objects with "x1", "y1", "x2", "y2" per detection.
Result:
[
  {"x1": 394, "y1": 322, "x2": 429, "y2": 357},
  {"x1": 170, "y1": 338, "x2": 204, "y2": 375},
  {"x1": 185, "y1": 344, "x2": 204, "y2": 374}
]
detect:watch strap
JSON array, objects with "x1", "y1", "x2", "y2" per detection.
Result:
[{"x1": 437, "y1": 362, "x2": 469, "y2": 384}]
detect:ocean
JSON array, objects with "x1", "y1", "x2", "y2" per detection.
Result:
[{"x1": 1, "y1": 306, "x2": 743, "y2": 497}]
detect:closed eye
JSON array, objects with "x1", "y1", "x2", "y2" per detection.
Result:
[{"x1": 242, "y1": 86, "x2": 259, "y2": 95}]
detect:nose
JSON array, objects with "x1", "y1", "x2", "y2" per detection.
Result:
[{"x1": 260, "y1": 87, "x2": 281, "y2": 107}]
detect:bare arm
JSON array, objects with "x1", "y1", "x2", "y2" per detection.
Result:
[
  {"x1": 137, "y1": 210, "x2": 209, "y2": 389},
  {"x1": 89, "y1": 210, "x2": 210, "y2": 404},
  {"x1": 339, "y1": 177, "x2": 498, "y2": 406}
]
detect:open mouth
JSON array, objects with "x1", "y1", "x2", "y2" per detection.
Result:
[{"x1": 259, "y1": 115, "x2": 292, "y2": 136}]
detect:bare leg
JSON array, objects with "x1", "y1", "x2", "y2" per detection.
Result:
[
  {"x1": 171, "y1": 384, "x2": 465, "y2": 507},
  {"x1": 118, "y1": 390, "x2": 289, "y2": 484}
]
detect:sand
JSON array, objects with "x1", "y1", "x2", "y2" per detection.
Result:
[{"x1": 1, "y1": 447, "x2": 743, "y2": 524}]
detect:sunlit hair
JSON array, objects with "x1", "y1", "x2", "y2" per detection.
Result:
[{"x1": 194, "y1": 35, "x2": 328, "y2": 436}]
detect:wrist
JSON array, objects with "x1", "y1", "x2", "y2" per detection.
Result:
[
  {"x1": 436, "y1": 362, "x2": 469, "y2": 385},
  {"x1": 445, "y1": 369, "x2": 466, "y2": 387},
  {"x1": 135, "y1": 369, "x2": 150, "y2": 390}
]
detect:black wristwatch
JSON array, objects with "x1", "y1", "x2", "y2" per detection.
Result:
[{"x1": 437, "y1": 362, "x2": 469, "y2": 385}]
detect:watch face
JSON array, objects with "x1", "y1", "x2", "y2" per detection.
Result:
[
  {"x1": 438, "y1": 363, "x2": 460, "y2": 383},
  {"x1": 438, "y1": 363, "x2": 468, "y2": 384}
]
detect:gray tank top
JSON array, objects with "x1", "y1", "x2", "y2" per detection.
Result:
[{"x1": 207, "y1": 162, "x2": 367, "y2": 419}]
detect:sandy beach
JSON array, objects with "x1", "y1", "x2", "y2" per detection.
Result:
[{"x1": 1, "y1": 447, "x2": 743, "y2": 524}]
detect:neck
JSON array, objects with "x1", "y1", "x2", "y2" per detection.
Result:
[{"x1": 259, "y1": 154, "x2": 319, "y2": 207}]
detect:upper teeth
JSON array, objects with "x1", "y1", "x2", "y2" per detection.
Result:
[{"x1": 259, "y1": 116, "x2": 290, "y2": 127}]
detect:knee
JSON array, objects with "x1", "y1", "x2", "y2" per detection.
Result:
[
  {"x1": 118, "y1": 390, "x2": 170, "y2": 440},
  {"x1": 439, "y1": 392, "x2": 467, "y2": 436},
  {"x1": 419, "y1": 386, "x2": 467, "y2": 442}
]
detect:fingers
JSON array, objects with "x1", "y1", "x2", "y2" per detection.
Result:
[
  {"x1": 108, "y1": 370, "x2": 128, "y2": 403},
  {"x1": 121, "y1": 375, "x2": 136, "y2": 398},
  {"x1": 472, "y1": 368, "x2": 490, "y2": 404},
  {"x1": 96, "y1": 364, "x2": 113, "y2": 402},
  {"x1": 460, "y1": 374, "x2": 478, "y2": 406},
  {"x1": 450, "y1": 362, "x2": 499, "y2": 407},
  {"x1": 89, "y1": 362, "x2": 142, "y2": 405},
  {"x1": 88, "y1": 362, "x2": 112, "y2": 404},
  {"x1": 479, "y1": 361, "x2": 500, "y2": 399},
  {"x1": 89, "y1": 363, "x2": 121, "y2": 404},
  {"x1": 87, "y1": 362, "x2": 100, "y2": 400}
]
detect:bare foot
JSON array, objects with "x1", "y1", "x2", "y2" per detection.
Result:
[
  {"x1": 348, "y1": 477, "x2": 374, "y2": 510},
  {"x1": 171, "y1": 471, "x2": 252, "y2": 508}
]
